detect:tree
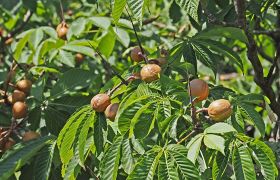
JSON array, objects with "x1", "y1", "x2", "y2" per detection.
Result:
[{"x1": 0, "y1": 0, "x2": 279, "y2": 179}]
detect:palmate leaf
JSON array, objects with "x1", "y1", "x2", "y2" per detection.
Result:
[
  {"x1": 121, "y1": 138, "x2": 135, "y2": 174},
  {"x1": 249, "y1": 140, "x2": 278, "y2": 179},
  {"x1": 175, "y1": 0, "x2": 199, "y2": 22},
  {"x1": 0, "y1": 136, "x2": 55, "y2": 180},
  {"x1": 128, "y1": 146, "x2": 163, "y2": 180},
  {"x1": 232, "y1": 144, "x2": 256, "y2": 180},
  {"x1": 127, "y1": 0, "x2": 149, "y2": 22},
  {"x1": 187, "y1": 134, "x2": 203, "y2": 163},
  {"x1": 212, "y1": 150, "x2": 232, "y2": 180},
  {"x1": 204, "y1": 134, "x2": 225, "y2": 155},
  {"x1": 112, "y1": 0, "x2": 127, "y2": 23},
  {"x1": 117, "y1": 95, "x2": 154, "y2": 135},
  {"x1": 158, "y1": 151, "x2": 179, "y2": 180},
  {"x1": 33, "y1": 141, "x2": 56, "y2": 180},
  {"x1": 100, "y1": 136, "x2": 123, "y2": 180},
  {"x1": 167, "y1": 144, "x2": 200, "y2": 179},
  {"x1": 238, "y1": 103, "x2": 265, "y2": 137}
]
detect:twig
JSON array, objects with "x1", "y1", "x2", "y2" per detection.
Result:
[
  {"x1": 125, "y1": 7, "x2": 148, "y2": 64},
  {"x1": 59, "y1": 0, "x2": 65, "y2": 22},
  {"x1": 267, "y1": 44, "x2": 280, "y2": 85},
  {"x1": 177, "y1": 130, "x2": 196, "y2": 144},
  {"x1": 187, "y1": 72, "x2": 197, "y2": 125},
  {"x1": 142, "y1": 15, "x2": 159, "y2": 25},
  {"x1": 195, "y1": 108, "x2": 208, "y2": 114},
  {"x1": 108, "y1": 82, "x2": 124, "y2": 97},
  {"x1": 87, "y1": 41, "x2": 128, "y2": 85}
]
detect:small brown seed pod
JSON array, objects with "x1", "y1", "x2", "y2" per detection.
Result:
[
  {"x1": 16, "y1": 79, "x2": 32, "y2": 94},
  {"x1": 12, "y1": 101, "x2": 28, "y2": 119},
  {"x1": 105, "y1": 103, "x2": 119, "y2": 121},
  {"x1": 140, "y1": 64, "x2": 161, "y2": 83},
  {"x1": 12, "y1": 90, "x2": 26, "y2": 103},
  {"x1": 131, "y1": 46, "x2": 144, "y2": 62},
  {"x1": 189, "y1": 79, "x2": 209, "y2": 102},
  {"x1": 56, "y1": 21, "x2": 69, "y2": 40},
  {"x1": 208, "y1": 99, "x2": 232, "y2": 122},
  {"x1": 90, "y1": 94, "x2": 111, "y2": 112},
  {"x1": 22, "y1": 131, "x2": 40, "y2": 142}
]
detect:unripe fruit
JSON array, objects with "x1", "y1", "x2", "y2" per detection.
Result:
[
  {"x1": 105, "y1": 103, "x2": 119, "y2": 121},
  {"x1": 56, "y1": 22, "x2": 69, "y2": 40},
  {"x1": 131, "y1": 46, "x2": 144, "y2": 62},
  {"x1": 208, "y1": 99, "x2": 232, "y2": 122},
  {"x1": 75, "y1": 53, "x2": 84, "y2": 64},
  {"x1": 12, "y1": 90, "x2": 26, "y2": 103},
  {"x1": 12, "y1": 102, "x2": 28, "y2": 119},
  {"x1": 189, "y1": 79, "x2": 209, "y2": 102},
  {"x1": 4, "y1": 138, "x2": 15, "y2": 150},
  {"x1": 91, "y1": 94, "x2": 111, "y2": 112},
  {"x1": 140, "y1": 64, "x2": 161, "y2": 83},
  {"x1": 16, "y1": 79, "x2": 32, "y2": 94},
  {"x1": 22, "y1": 131, "x2": 40, "y2": 142}
]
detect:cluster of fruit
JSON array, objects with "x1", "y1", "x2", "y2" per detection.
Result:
[
  {"x1": 0, "y1": 79, "x2": 40, "y2": 152},
  {"x1": 90, "y1": 46, "x2": 167, "y2": 120},
  {"x1": 190, "y1": 79, "x2": 232, "y2": 121}
]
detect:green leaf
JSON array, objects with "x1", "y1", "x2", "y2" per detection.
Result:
[
  {"x1": 158, "y1": 151, "x2": 179, "y2": 180},
  {"x1": 167, "y1": 144, "x2": 200, "y2": 179},
  {"x1": 33, "y1": 141, "x2": 56, "y2": 180},
  {"x1": 212, "y1": 150, "x2": 231, "y2": 180},
  {"x1": 57, "y1": 50, "x2": 75, "y2": 67},
  {"x1": 14, "y1": 30, "x2": 32, "y2": 60},
  {"x1": 61, "y1": 41, "x2": 97, "y2": 58},
  {"x1": 117, "y1": 95, "x2": 152, "y2": 135},
  {"x1": 113, "y1": 27, "x2": 130, "y2": 47},
  {"x1": 67, "y1": 18, "x2": 86, "y2": 39},
  {"x1": 98, "y1": 28, "x2": 116, "y2": 58},
  {"x1": 100, "y1": 136, "x2": 123, "y2": 180},
  {"x1": 127, "y1": 0, "x2": 149, "y2": 22},
  {"x1": 175, "y1": 0, "x2": 199, "y2": 22},
  {"x1": 128, "y1": 146, "x2": 163, "y2": 180},
  {"x1": 112, "y1": 0, "x2": 127, "y2": 23},
  {"x1": 50, "y1": 69, "x2": 93, "y2": 99},
  {"x1": 196, "y1": 26, "x2": 248, "y2": 43},
  {"x1": 0, "y1": 136, "x2": 55, "y2": 179},
  {"x1": 94, "y1": 112, "x2": 107, "y2": 154},
  {"x1": 205, "y1": 123, "x2": 236, "y2": 134},
  {"x1": 29, "y1": 28, "x2": 44, "y2": 49},
  {"x1": 249, "y1": 140, "x2": 278, "y2": 179},
  {"x1": 204, "y1": 134, "x2": 225, "y2": 154},
  {"x1": 239, "y1": 103, "x2": 265, "y2": 137},
  {"x1": 232, "y1": 145, "x2": 256, "y2": 180},
  {"x1": 121, "y1": 138, "x2": 135, "y2": 174},
  {"x1": 187, "y1": 134, "x2": 203, "y2": 163}
]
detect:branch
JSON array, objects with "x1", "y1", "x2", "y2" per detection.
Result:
[
  {"x1": 177, "y1": 130, "x2": 196, "y2": 144},
  {"x1": 125, "y1": 7, "x2": 148, "y2": 64}
]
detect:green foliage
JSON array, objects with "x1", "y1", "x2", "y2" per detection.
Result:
[{"x1": 0, "y1": 0, "x2": 279, "y2": 179}]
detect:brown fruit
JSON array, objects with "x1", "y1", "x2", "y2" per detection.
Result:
[
  {"x1": 12, "y1": 102, "x2": 28, "y2": 119},
  {"x1": 208, "y1": 99, "x2": 232, "y2": 122},
  {"x1": 131, "y1": 46, "x2": 144, "y2": 62},
  {"x1": 22, "y1": 131, "x2": 40, "y2": 142},
  {"x1": 75, "y1": 53, "x2": 84, "y2": 64},
  {"x1": 7, "y1": 95, "x2": 13, "y2": 104},
  {"x1": 4, "y1": 138, "x2": 15, "y2": 150},
  {"x1": 16, "y1": 79, "x2": 32, "y2": 94},
  {"x1": 189, "y1": 79, "x2": 209, "y2": 102},
  {"x1": 12, "y1": 90, "x2": 26, "y2": 103},
  {"x1": 4, "y1": 38, "x2": 13, "y2": 45},
  {"x1": 140, "y1": 64, "x2": 161, "y2": 83},
  {"x1": 105, "y1": 103, "x2": 119, "y2": 121},
  {"x1": 56, "y1": 22, "x2": 69, "y2": 40},
  {"x1": 91, "y1": 94, "x2": 111, "y2": 112}
]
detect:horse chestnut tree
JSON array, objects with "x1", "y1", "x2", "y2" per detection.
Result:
[{"x1": 0, "y1": 1, "x2": 279, "y2": 180}]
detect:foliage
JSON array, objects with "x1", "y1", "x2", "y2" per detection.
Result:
[{"x1": 0, "y1": 0, "x2": 279, "y2": 179}]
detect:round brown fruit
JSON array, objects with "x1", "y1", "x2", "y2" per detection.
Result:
[
  {"x1": 12, "y1": 90, "x2": 26, "y2": 103},
  {"x1": 56, "y1": 22, "x2": 69, "y2": 40},
  {"x1": 22, "y1": 131, "x2": 40, "y2": 142},
  {"x1": 91, "y1": 94, "x2": 111, "y2": 112},
  {"x1": 140, "y1": 64, "x2": 161, "y2": 83},
  {"x1": 131, "y1": 46, "x2": 144, "y2": 62},
  {"x1": 208, "y1": 99, "x2": 232, "y2": 122},
  {"x1": 105, "y1": 103, "x2": 119, "y2": 121},
  {"x1": 12, "y1": 102, "x2": 28, "y2": 119},
  {"x1": 75, "y1": 53, "x2": 84, "y2": 64},
  {"x1": 4, "y1": 138, "x2": 15, "y2": 151},
  {"x1": 189, "y1": 79, "x2": 209, "y2": 102},
  {"x1": 16, "y1": 79, "x2": 32, "y2": 94}
]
